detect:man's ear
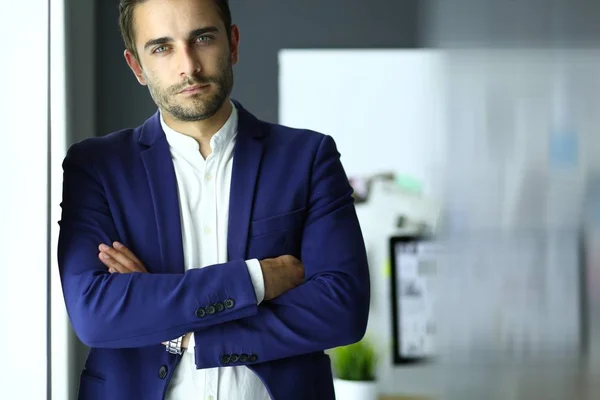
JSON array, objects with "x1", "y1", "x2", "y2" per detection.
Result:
[
  {"x1": 230, "y1": 25, "x2": 240, "y2": 65},
  {"x1": 124, "y1": 49, "x2": 147, "y2": 85}
]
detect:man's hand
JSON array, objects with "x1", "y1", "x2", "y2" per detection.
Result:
[
  {"x1": 98, "y1": 242, "x2": 148, "y2": 274},
  {"x1": 260, "y1": 255, "x2": 305, "y2": 301}
]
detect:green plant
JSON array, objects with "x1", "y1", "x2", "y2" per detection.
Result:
[{"x1": 330, "y1": 339, "x2": 377, "y2": 382}]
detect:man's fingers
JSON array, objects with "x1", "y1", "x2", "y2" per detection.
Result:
[
  {"x1": 98, "y1": 252, "x2": 129, "y2": 273},
  {"x1": 100, "y1": 246, "x2": 139, "y2": 272},
  {"x1": 99, "y1": 244, "x2": 144, "y2": 273},
  {"x1": 113, "y1": 242, "x2": 147, "y2": 272}
]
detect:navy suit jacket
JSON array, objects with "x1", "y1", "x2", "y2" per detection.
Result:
[{"x1": 57, "y1": 101, "x2": 370, "y2": 400}]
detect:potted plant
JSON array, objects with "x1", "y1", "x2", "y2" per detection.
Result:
[{"x1": 330, "y1": 338, "x2": 378, "y2": 400}]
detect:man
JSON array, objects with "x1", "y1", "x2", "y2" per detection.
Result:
[{"x1": 57, "y1": 0, "x2": 370, "y2": 399}]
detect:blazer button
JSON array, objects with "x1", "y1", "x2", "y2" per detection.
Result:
[
  {"x1": 205, "y1": 305, "x2": 216, "y2": 315},
  {"x1": 214, "y1": 302, "x2": 224, "y2": 313},
  {"x1": 195, "y1": 308, "x2": 206, "y2": 318},
  {"x1": 220, "y1": 355, "x2": 231, "y2": 365},
  {"x1": 230, "y1": 354, "x2": 240, "y2": 363},
  {"x1": 248, "y1": 355, "x2": 258, "y2": 363},
  {"x1": 158, "y1": 365, "x2": 168, "y2": 379},
  {"x1": 224, "y1": 298, "x2": 235, "y2": 309},
  {"x1": 239, "y1": 354, "x2": 248, "y2": 362}
]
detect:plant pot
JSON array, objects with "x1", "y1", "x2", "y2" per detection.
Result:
[{"x1": 333, "y1": 378, "x2": 378, "y2": 400}]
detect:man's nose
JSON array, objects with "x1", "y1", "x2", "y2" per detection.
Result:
[{"x1": 178, "y1": 46, "x2": 202, "y2": 78}]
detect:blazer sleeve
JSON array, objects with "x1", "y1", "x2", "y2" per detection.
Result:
[
  {"x1": 192, "y1": 134, "x2": 370, "y2": 368},
  {"x1": 57, "y1": 143, "x2": 259, "y2": 348}
]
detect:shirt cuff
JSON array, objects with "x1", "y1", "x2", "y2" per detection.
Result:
[{"x1": 245, "y1": 259, "x2": 265, "y2": 304}]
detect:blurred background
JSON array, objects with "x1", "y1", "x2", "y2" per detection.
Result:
[{"x1": 1, "y1": 0, "x2": 600, "y2": 399}]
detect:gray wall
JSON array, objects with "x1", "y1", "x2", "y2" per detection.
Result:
[
  {"x1": 426, "y1": 0, "x2": 600, "y2": 48},
  {"x1": 65, "y1": 0, "x2": 97, "y2": 399},
  {"x1": 95, "y1": 0, "x2": 423, "y2": 135}
]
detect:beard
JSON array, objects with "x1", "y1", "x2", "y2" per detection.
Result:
[{"x1": 146, "y1": 54, "x2": 234, "y2": 122}]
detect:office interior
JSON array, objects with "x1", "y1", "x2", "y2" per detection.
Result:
[{"x1": 1, "y1": 0, "x2": 600, "y2": 399}]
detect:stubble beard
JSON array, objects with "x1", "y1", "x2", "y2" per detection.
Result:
[{"x1": 147, "y1": 55, "x2": 234, "y2": 122}]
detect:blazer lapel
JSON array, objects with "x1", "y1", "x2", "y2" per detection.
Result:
[
  {"x1": 227, "y1": 101, "x2": 267, "y2": 261},
  {"x1": 139, "y1": 112, "x2": 185, "y2": 273}
]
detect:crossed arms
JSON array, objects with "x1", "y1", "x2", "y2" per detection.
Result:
[
  {"x1": 97, "y1": 243, "x2": 304, "y2": 350},
  {"x1": 57, "y1": 135, "x2": 370, "y2": 368}
]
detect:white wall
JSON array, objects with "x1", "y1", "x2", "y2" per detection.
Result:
[
  {"x1": 0, "y1": 0, "x2": 49, "y2": 398},
  {"x1": 279, "y1": 49, "x2": 447, "y2": 198}
]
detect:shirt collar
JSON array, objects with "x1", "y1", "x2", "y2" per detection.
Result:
[{"x1": 160, "y1": 101, "x2": 238, "y2": 154}]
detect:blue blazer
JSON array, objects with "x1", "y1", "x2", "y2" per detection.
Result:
[{"x1": 58, "y1": 101, "x2": 370, "y2": 400}]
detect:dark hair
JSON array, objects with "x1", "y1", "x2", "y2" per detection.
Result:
[{"x1": 119, "y1": 0, "x2": 232, "y2": 60}]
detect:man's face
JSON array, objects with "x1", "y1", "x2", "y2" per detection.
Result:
[{"x1": 127, "y1": 0, "x2": 238, "y2": 122}]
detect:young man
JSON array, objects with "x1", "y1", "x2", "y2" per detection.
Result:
[{"x1": 57, "y1": 0, "x2": 370, "y2": 399}]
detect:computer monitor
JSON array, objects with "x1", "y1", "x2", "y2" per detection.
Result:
[{"x1": 390, "y1": 235, "x2": 437, "y2": 364}]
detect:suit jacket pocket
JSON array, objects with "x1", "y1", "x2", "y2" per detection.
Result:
[
  {"x1": 247, "y1": 231, "x2": 287, "y2": 260},
  {"x1": 250, "y1": 207, "x2": 306, "y2": 237},
  {"x1": 248, "y1": 207, "x2": 306, "y2": 259}
]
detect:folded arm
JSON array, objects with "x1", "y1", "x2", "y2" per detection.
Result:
[
  {"x1": 57, "y1": 143, "x2": 260, "y2": 348},
  {"x1": 192, "y1": 134, "x2": 370, "y2": 368},
  {"x1": 97, "y1": 243, "x2": 265, "y2": 351}
]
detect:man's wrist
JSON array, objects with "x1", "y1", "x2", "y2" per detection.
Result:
[
  {"x1": 182, "y1": 332, "x2": 192, "y2": 349},
  {"x1": 165, "y1": 335, "x2": 184, "y2": 355}
]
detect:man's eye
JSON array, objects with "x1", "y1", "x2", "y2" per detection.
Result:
[
  {"x1": 195, "y1": 35, "x2": 213, "y2": 43},
  {"x1": 153, "y1": 46, "x2": 168, "y2": 54}
]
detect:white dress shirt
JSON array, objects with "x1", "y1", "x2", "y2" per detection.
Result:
[{"x1": 162, "y1": 103, "x2": 271, "y2": 400}]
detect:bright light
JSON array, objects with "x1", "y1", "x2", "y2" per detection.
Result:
[{"x1": 0, "y1": 1, "x2": 49, "y2": 398}]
